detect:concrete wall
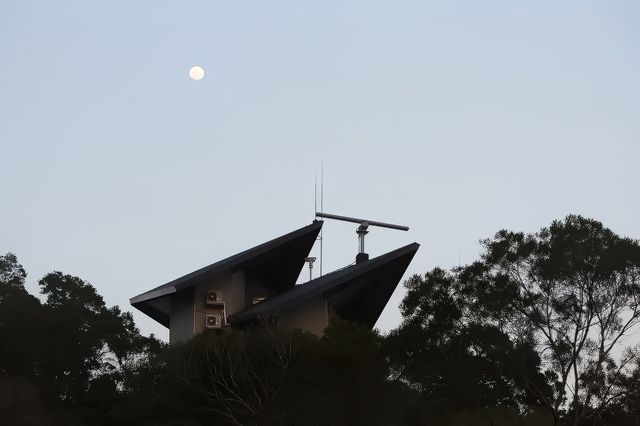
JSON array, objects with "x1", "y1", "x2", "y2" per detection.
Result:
[
  {"x1": 169, "y1": 271, "x2": 333, "y2": 342},
  {"x1": 278, "y1": 294, "x2": 329, "y2": 335},
  {"x1": 229, "y1": 271, "x2": 246, "y2": 314},
  {"x1": 193, "y1": 271, "x2": 246, "y2": 335},
  {"x1": 169, "y1": 288, "x2": 194, "y2": 345}
]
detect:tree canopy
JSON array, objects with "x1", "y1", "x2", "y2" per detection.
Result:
[
  {"x1": 0, "y1": 253, "x2": 164, "y2": 425},
  {"x1": 0, "y1": 215, "x2": 639, "y2": 425},
  {"x1": 474, "y1": 215, "x2": 640, "y2": 424},
  {"x1": 386, "y1": 215, "x2": 640, "y2": 425}
]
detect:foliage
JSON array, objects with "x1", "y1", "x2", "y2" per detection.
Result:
[
  {"x1": 160, "y1": 323, "x2": 297, "y2": 425},
  {"x1": 0, "y1": 253, "x2": 163, "y2": 425},
  {"x1": 1, "y1": 214, "x2": 639, "y2": 425},
  {"x1": 0, "y1": 254, "x2": 44, "y2": 381},
  {"x1": 384, "y1": 268, "x2": 552, "y2": 415},
  {"x1": 386, "y1": 215, "x2": 640, "y2": 425},
  {"x1": 595, "y1": 358, "x2": 640, "y2": 425},
  {"x1": 281, "y1": 319, "x2": 403, "y2": 425},
  {"x1": 472, "y1": 215, "x2": 640, "y2": 425},
  {"x1": 152, "y1": 319, "x2": 401, "y2": 425}
]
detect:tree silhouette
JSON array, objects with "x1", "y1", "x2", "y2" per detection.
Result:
[
  {"x1": 0, "y1": 253, "x2": 163, "y2": 424},
  {"x1": 2, "y1": 214, "x2": 638, "y2": 426},
  {"x1": 472, "y1": 215, "x2": 640, "y2": 425},
  {"x1": 385, "y1": 267, "x2": 552, "y2": 416},
  {"x1": 0, "y1": 253, "x2": 44, "y2": 380},
  {"x1": 389, "y1": 216, "x2": 640, "y2": 425}
]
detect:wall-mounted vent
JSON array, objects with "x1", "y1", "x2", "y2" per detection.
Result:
[
  {"x1": 205, "y1": 314, "x2": 223, "y2": 329},
  {"x1": 206, "y1": 290, "x2": 224, "y2": 305}
]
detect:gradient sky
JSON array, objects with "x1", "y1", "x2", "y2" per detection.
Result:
[{"x1": 1, "y1": 1, "x2": 638, "y2": 341}]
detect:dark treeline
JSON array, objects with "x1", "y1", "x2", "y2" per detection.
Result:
[{"x1": 1, "y1": 215, "x2": 639, "y2": 426}]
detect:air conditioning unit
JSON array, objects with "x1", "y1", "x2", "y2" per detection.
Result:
[
  {"x1": 205, "y1": 314, "x2": 223, "y2": 329},
  {"x1": 206, "y1": 290, "x2": 224, "y2": 305}
]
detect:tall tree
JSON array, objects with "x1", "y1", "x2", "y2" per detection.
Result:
[
  {"x1": 384, "y1": 268, "x2": 551, "y2": 416},
  {"x1": 460, "y1": 215, "x2": 640, "y2": 425},
  {"x1": 0, "y1": 253, "x2": 43, "y2": 379},
  {"x1": 0, "y1": 252, "x2": 26, "y2": 291},
  {"x1": 38, "y1": 272, "x2": 116, "y2": 402},
  {"x1": 0, "y1": 254, "x2": 163, "y2": 424},
  {"x1": 38, "y1": 271, "x2": 163, "y2": 405}
]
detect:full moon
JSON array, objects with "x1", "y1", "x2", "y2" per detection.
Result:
[{"x1": 188, "y1": 66, "x2": 205, "y2": 81}]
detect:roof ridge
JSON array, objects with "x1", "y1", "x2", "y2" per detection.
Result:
[{"x1": 232, "y1": 242, "x2": 420, "y2": 323}]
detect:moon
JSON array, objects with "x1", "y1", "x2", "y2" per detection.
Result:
[{"x1": 188, "y1": 66, "x2": 205, "y2": 81}]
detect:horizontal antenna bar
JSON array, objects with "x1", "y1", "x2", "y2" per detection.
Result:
[{"x1": 315, "y1": 212, "x2": 409, "y2": 231}]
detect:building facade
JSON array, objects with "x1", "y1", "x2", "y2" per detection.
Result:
[{"x1": 130, "y1": 220, "x2": 418, "y2": 344}]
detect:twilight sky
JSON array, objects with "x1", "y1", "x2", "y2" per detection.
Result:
[{"x1": 1, "y1": 1, "x2": 638, "y2": 341}]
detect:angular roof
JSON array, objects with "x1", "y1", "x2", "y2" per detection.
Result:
[
  {"x1": 232, "y1": 242, "x2": 419, "y2": 327},
  {"x1": 130, "y1": 221, "x2": 323, "y2": 326}
]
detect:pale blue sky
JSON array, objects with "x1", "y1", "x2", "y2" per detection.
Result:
[{"x1": 1, "y1": 1, "x2": 638, "y2": 340}]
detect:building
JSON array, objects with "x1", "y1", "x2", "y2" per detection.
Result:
[{"x1": 130, "y1": 220, "x2": 419, "y2": 344}]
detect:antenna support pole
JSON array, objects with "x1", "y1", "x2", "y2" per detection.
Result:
[
  {"x1": 305, "y1": 257, "x2": 316, "y2": 281},
  {"x1": 357, "y1": 223, "x2": 369, "y2": 254},
  {"x1": 316, "y1": 212, "x2": 408, "y2": 264}
]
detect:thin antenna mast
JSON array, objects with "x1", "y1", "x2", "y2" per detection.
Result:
[
  {"x1": 320, "y1": 163, "x2": 324, "y2": 276},
  {"x1": 305, "y1": 176, "x2": 320, "y2": 285}
]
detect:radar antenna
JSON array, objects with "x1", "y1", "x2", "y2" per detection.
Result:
[{"x1": 315, "y1": 212, "x2": 409, "y2": 263}]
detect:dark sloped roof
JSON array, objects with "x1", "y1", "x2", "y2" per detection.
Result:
[
  {"x1": 130, "y1": 221, "x2": 323, "y2": 326},
  {"x1": 231, "y1": 242, "x2": 419, "y2": 327}
]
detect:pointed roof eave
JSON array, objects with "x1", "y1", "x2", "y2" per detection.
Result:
[
  {"x1": 130, "y1": 220, "x2": 323, "y2": 326},
  {"x1": 231, "y1": 242, "x2": 419, "y2": 325}
]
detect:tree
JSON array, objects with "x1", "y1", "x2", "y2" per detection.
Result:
[
  {"x1": 99, "y1": 306, "x2": 165, "y2": 392},
  {"x1": 154, "y1": 319, "x2": 404, "y2": 426},
  {"x1": 283, "y1": 319, "x2": 402, "y2": 426},
  {"x1": 0, "y1": 253, "x2": 163, "y2": 424},
  {"x1": 37, "y1": 271, "x2": 163, "y2": 407},
  {"x1": 0, "y1": 253, "x2": 44, "y2": 380},
  {"x1": 37, "y1": 271, "x2": 120, "y2": 403},
  {"x1": 384, "y1": 268, "x2": 552, "y2": 418},
  {"x1": 596, "y1": 358, "x2": 640, "y2": 425},
  {"x1": 162, "y1": 323, "x2": 298, "y2": 426},
  {"x1": 0, "y1": 376, "x2": 51, "y2": 426},
  {"x1": 459, "y1": 215, "x2": 640, "y2": 425},
  {"x1": 0, "y1": 253, "x2": 26, "y2": 292}
]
